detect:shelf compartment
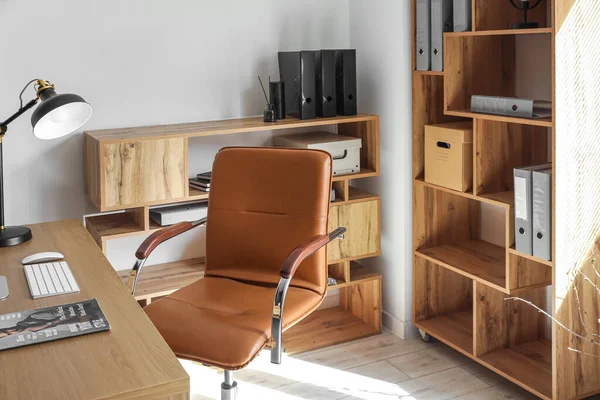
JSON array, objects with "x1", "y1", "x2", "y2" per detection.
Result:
[
  {"x1": 445, "y1": 110, "x2": 552, "y2": 128},
  {"x1": 282, "y1": 305, "x2": 380, "y2": 355},
  {"x1": 472, "y1": 0, "x2": 548, "y2": 32},
  {"x1": 479, "y1": 340, "x2": 552, "y2": 400},
  {"x1": 417, "y1": 311, "x2": 474, "y2": 357},
  {"x1": 329, "y1": 261, "x2": 381, "y2": 290},
  {"x1": 85, "y1": 208, "x2": 146, "y2": 246},
  {"x1": 475, "y1": 119, "x2": 550, "y2": 197},
  {"x1": 118, "y1": 258, "x2": 206, "y2": 302},
  {"x1": 475, "y1": 283, "x2": 550, "y2": 399},
  {"x1": 416, "y1": 240, "x2": 506, "y2": 292},
  {"x1": 414, "y1": 257, "x2": 474, "y2": 356},
  {"x1": 444, "y1": 32, "x2": 552, "y2": 126}
]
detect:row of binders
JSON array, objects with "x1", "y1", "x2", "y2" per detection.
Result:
[
  {"x1": 514, "y1": 164, "x2": 552, "y2": 261},
  {"x1": 416, "y1": 0, "x2": 471, "y2": 71},
  {"x1": 278, "y1": 50, "x2": 356, "y2": 120}
]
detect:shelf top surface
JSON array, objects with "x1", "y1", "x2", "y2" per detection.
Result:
[
  {"x1": 445, "y1": 109, "x2": 553, "y2": 127},
  {"x1": 445, "y1": 28, "x2": 553, "y2": 37},
  {"x1": 85, "y1": 114, "x2": 378, "y2": 142}
]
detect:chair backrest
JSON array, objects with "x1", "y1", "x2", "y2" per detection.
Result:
[{"x1": 204, "y1": 147, "x2": 332, "y2": 295}]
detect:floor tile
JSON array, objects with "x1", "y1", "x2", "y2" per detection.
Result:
[
  {"x1": 451, "y1": 383, "x2": 539, "y2": 400},
  {"x1": 345, "y1": 360, "x2": 410, "y2": 383},
  {"x1": 388, "y1": 344, "x2": 471, "y2": 378},
  {"x1": 297, "y1": 332, "x2": 429, "y2": 370},
  {"x1": 397, "y1": 366, "x2": 489, "y2": 400},
  {"x1": 461, "y1": 362, "x2": 511, "y2": 387}
]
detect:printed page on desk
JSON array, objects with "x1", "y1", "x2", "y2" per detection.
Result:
[{"x1": 0, "y1": 298, "x2": 110, "y2": 351}]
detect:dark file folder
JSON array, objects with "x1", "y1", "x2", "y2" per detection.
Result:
[
  {"x1": 314, "y1": 50, "x2": 337, "y2": 118},
  {"x1": 278, "y1": 51, "x2": 316, "y2": 120},
  {"x1": 334, "y1": 49, "x2": 357, "y2": 116}
]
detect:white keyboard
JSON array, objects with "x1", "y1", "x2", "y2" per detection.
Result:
[{"x1": 23, "y1": 261, "x2": 80, "y2": 299}]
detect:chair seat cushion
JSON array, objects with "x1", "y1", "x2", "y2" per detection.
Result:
[{"x1": 143, "y1": 276, "x2": 324, "y2": 370}]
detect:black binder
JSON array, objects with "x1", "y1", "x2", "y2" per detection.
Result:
[
  {"x1": 314, "y1": 50, "x2": 337, "y2": 118},
  {"x1": 278, "y1": 51, "x2": 316, "y2": 120},
  {"x1": 334, "y1": 49, "x2": 357, "y2": 116}
]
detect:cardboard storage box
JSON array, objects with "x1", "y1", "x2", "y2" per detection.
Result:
[
  {"x1": 425, "y1": 122, "x2": 473, "y2": 192},
  {"x1": 273, "y1": 131, "x2": 362, "y2": 176}
]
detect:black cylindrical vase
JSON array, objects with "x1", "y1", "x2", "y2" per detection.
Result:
[{"x1": 269, "y1": 81, "x2": 285, "y2": 120}]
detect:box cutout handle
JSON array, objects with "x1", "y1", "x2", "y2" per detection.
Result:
[
  {"x1": 333, "y1": 150, "x2": 348, "y2": 161},
  {"x1": 437, "y1": 141, "x2": 451, "y2": 149}
]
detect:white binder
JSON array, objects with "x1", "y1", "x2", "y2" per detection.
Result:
[
  {"x1": 514, "y1": 164, "x2": 552, "y2": 255},
  {"x1": 431, "y1": 0, "x2": 453, "y2": 72},
  {"x1": 532, "y1": 168, "x2": 552, "y2": 260},
  {"x1": 416, "y1": 0, "x2": 431, "y2": 71}
]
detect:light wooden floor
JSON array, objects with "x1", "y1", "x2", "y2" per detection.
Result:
[{"x1": 181, "y1": 332, "x2": 538, "y2": 399}]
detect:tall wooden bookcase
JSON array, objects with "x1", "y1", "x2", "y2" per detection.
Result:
[
  {"x1": 412, "y1": 1, "x2": 600, "y2": 399},
  {"x1": 83, "y1": 114, "x2": 382, "y2": 355}
]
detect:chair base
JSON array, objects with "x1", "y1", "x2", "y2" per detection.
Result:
[{"x1": 221, "y1": 370, "x2": 238, "y2": 400}]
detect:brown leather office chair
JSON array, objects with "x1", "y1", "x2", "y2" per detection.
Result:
[{"x1": 126, "y1": 147, "x2": 345, "y2": 400}]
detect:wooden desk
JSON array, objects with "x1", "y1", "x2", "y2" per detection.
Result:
[{"x1": 0, "y1": 220, "x2": 189, "y2": 400}]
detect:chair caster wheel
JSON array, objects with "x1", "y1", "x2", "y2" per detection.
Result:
[{"x1": 419, "y1": 329, "x2": 433, "y2": 343}]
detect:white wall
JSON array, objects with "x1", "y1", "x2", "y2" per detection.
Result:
[
  {"x1": 348, "y1": 1, "x2": 415, "y2": 337},
  {"x1": 0, "y1": 0, "x2": 350, "y2": 226}
]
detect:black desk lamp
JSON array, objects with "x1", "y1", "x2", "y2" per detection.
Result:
[{"x1": 0, "y1": 79, "x2": 92, "y2": 247}]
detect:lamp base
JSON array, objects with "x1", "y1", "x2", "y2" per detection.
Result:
[
  {"x1": 0, "y1": 226, "x2": 32, "y2": 247},
  {"x1": 512, "y1": 22, "x2": 540, "y2": 29}
]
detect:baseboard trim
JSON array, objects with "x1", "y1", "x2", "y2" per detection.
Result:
[{"x1": 382, "y1": 311, "x2": 418, "y2": 339}]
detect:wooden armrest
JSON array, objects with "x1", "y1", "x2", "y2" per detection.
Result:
[
  {"x1": 135, "y1": 218, "x2": 206, "y2": 260},
  {"x1": 279, "y1": 227, "x2": 346, "y2": 279}
]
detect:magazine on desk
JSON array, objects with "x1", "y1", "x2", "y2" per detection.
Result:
[{"x1": 0, "y1": 298, "x2": 110, "y2": 351}]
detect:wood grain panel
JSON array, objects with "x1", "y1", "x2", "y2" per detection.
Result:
[
  {"x1": 340, "y1": 277, "x2": 382, "y2": 331},
  {"x1": 475, "y1": 119, "x2": 549, "y2": 196},
  {"x1": 508, "y1": 253, "x2": 552, "y2": 291},
  {"x1": 327, "y1": 200, "x2": 380, "y2": 262},
  {"x1": 413, "y1": 184, "x2": 480, "y2": 250},
  {"x1": 475, "y1": 283, "x2": 508, "y2": 357},
  {"x1": 444, "y1": 35, "x2": 516, "y2": 112},
  {"x1": 473, "y1": 0, "x2": 548, "y2": 31},
  {"x1": 507, "y1": 286, "x2": 546, "y2": 346},
  {"x1": 0, "y1": 221, "x2": 189, "y2": 399},
  {"x1": 413, "y1": 257, "x2": 472, "y2": 323},
  {"x1": 103, "y1": 138, "x2": 186, "y2": 209},
  {"x1": 84, "y1": 134, "x2": 102, "y2": 210}
]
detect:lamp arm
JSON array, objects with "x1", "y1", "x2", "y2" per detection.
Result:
[{"x1": 0, "y1": 98, "x2": 38, "y2": 135}]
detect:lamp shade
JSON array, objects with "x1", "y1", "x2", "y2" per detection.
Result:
[{"x1": 31, "y1": 88, "x2": 92, "y2": 139}]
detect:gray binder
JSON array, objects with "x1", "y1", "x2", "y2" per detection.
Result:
[
  {"x1": 453, "y1": 0, "x2": 472, "y2": 32},
  {"x1": 416, "y1": 0, "x2": 431, "y2": 71},
  {"x1": 471, "y1": 95, "x2": 552, "y2": 119},
  {"x1": 514, "y1": 164, "x2": 552, "y2": 255},
  {"x1": 431, "y1": 0, "x2": 453, "y2": 71},
  {"x1": 532, "y1": 168, "x2": 552, "y2": 260}
]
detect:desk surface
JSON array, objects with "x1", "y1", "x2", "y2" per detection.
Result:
[{"x1": 0, "y1": 220, "x2": 189, "y2": 400}]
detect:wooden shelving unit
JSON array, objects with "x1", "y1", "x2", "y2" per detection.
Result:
[
  {"x1": 84, "y1": 114, "x2": 382, "y2": 354},
  {"x1": 408, "y1": 1, "x2": 589, "y2": 399}
]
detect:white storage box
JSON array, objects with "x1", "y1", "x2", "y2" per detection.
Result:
[
  {"x1": 273, "y1": 131, "x2": 362, "y2": 176},
  {"x1": 149, "y1": 201, "x2": 208, "y2": 226}
]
